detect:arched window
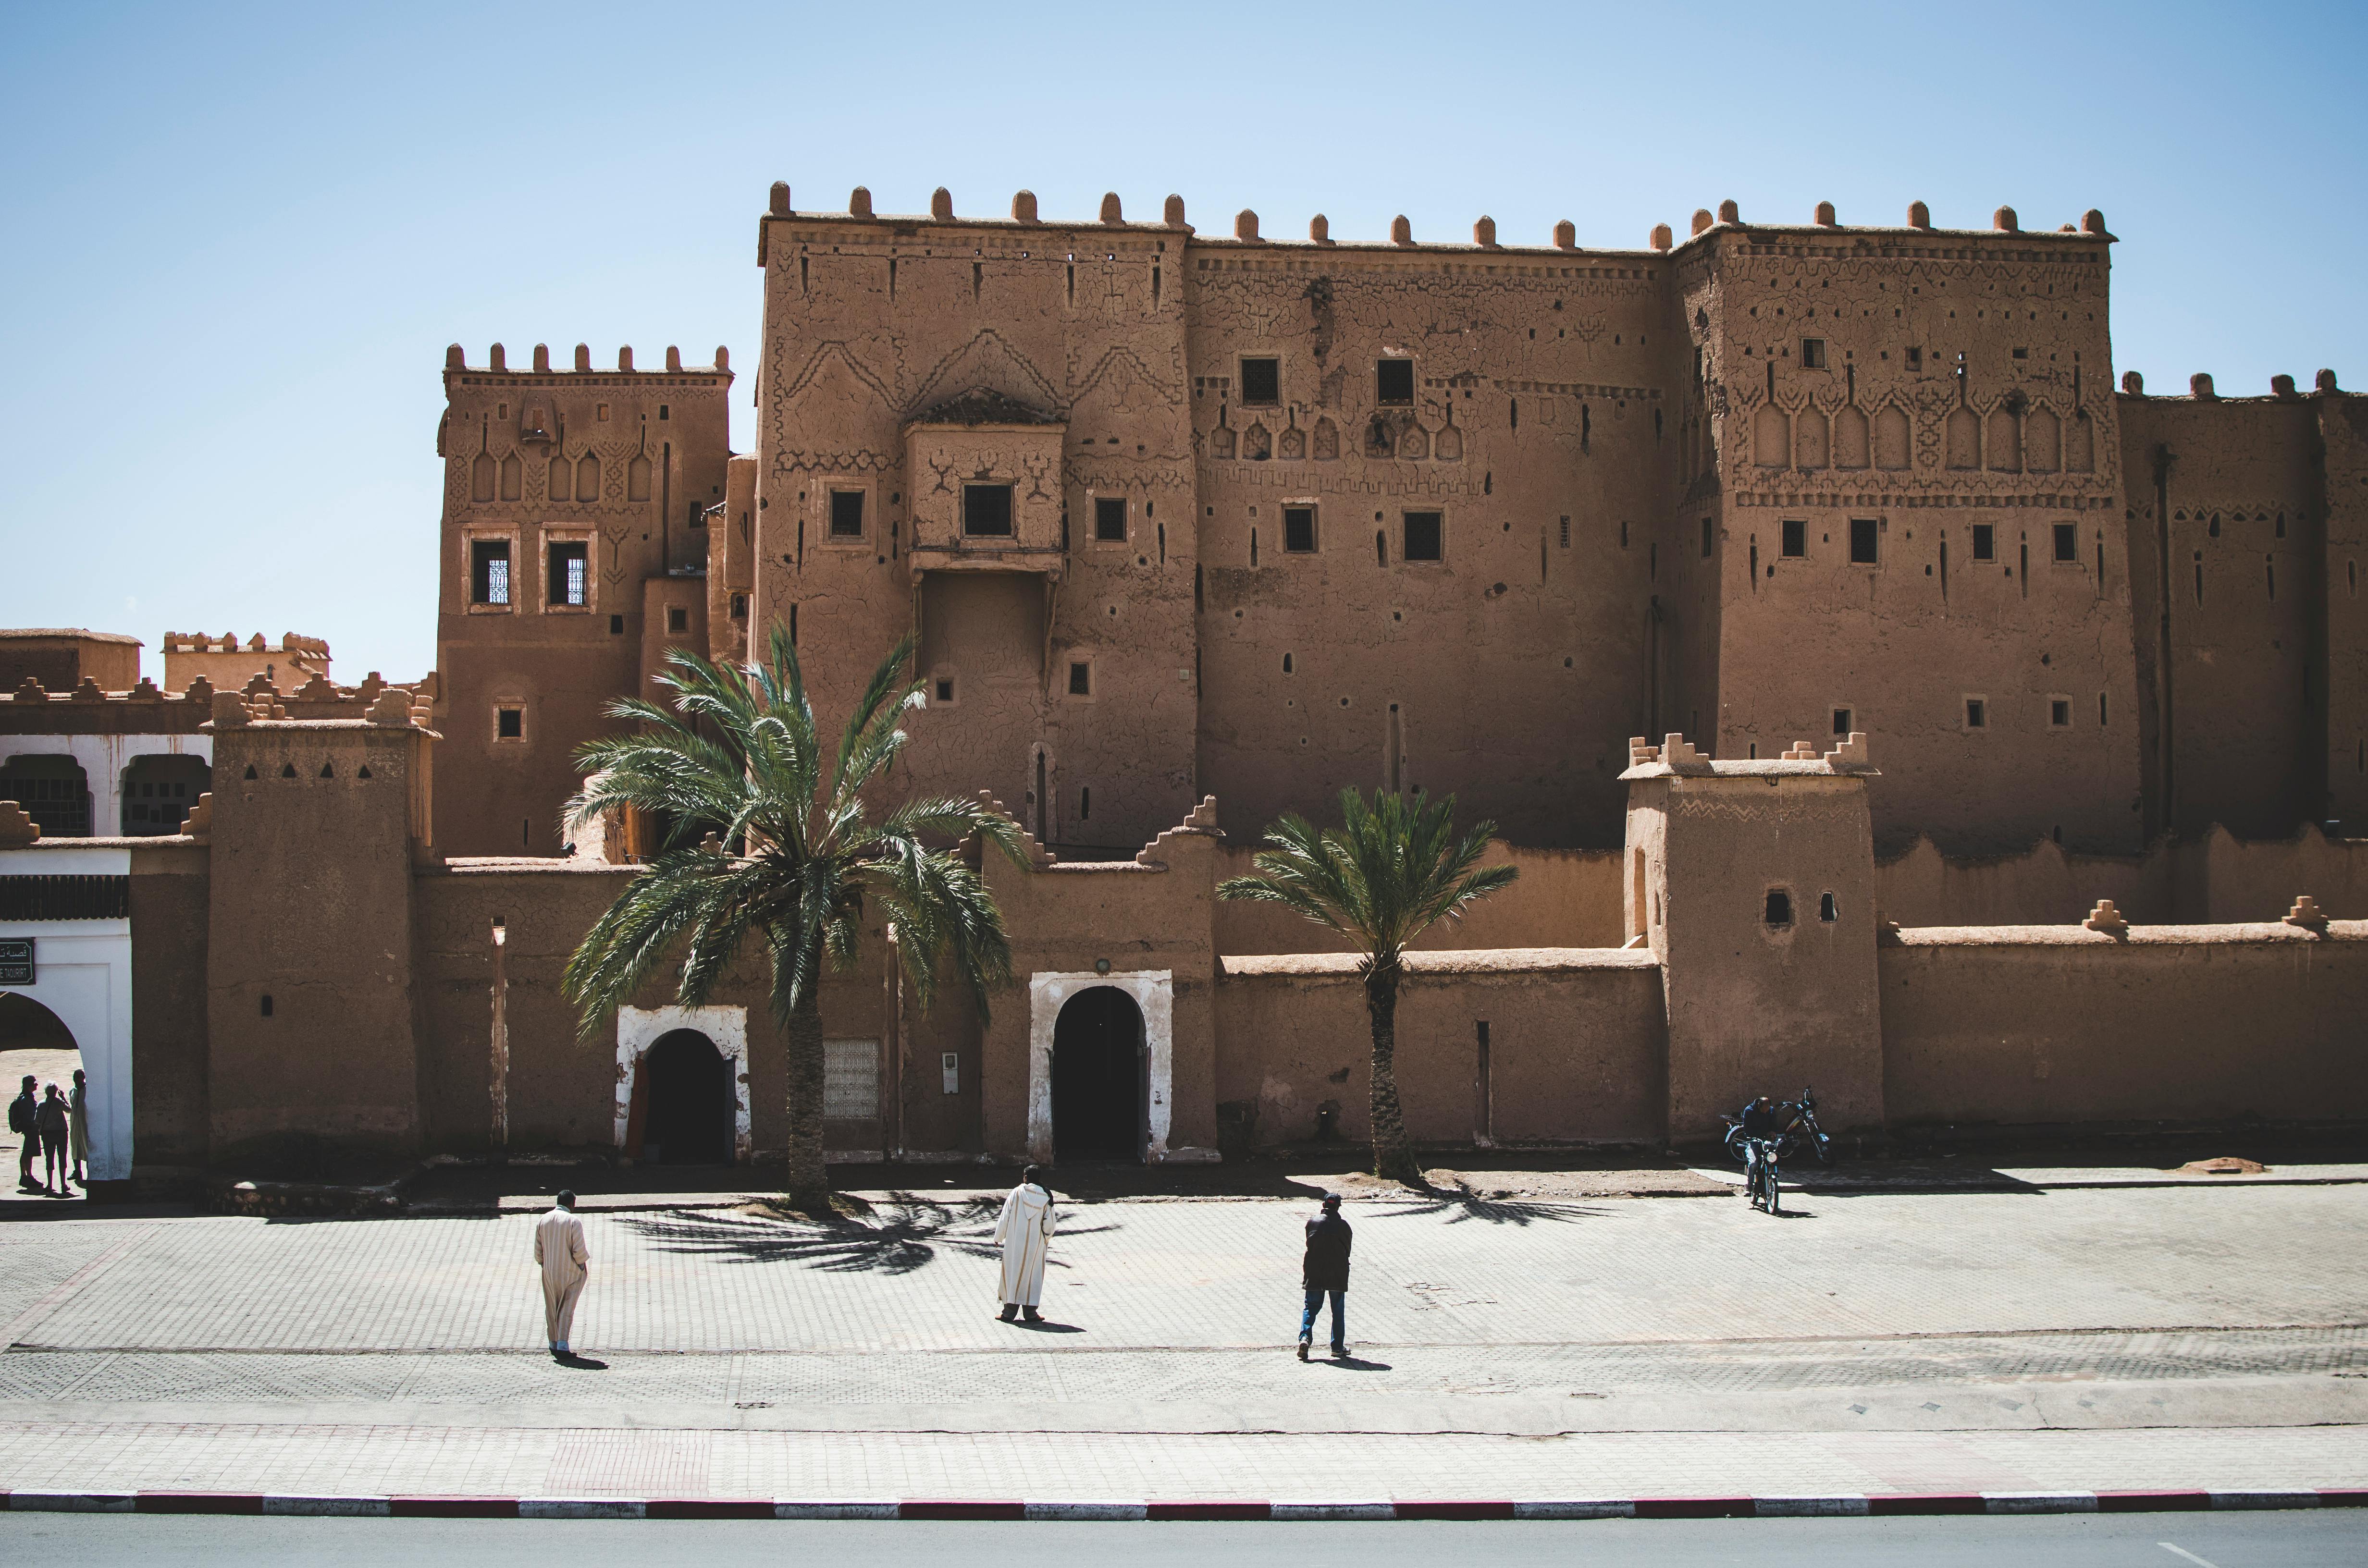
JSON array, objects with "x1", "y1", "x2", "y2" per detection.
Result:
[
  {"x1": 470, "y1": 452, "x2": 496, "y2": 502},
  {"x1": 1832, "y1": 405, "x2": 1870, "y2": 470},
  {"x1": 2024, "y1": 406, "x2": 2062, "y2": 473},
  {"x1": 499, "y1": 452, "x2": 523, "y2": 501},
  {"x1": 627, "y1": 455, "x2": 653, "y2": 502},
  {"x1": 576, "y1": 453, "x2": 602, "y2": 502},
  {"x1": 1985, "y1": 408, "x2": 2022, "y2": 472},
  {"x1": 1795, "y1": 409, "x2": 1830, "y2": 471},
  {"x1": 549, "y1": 455, "x2": 571, "y2": 501},
  {"x1": 1874, "y1": 404, "x2": 1912, "y2": 470},
  {"x1": 1945, "y1": 406, "x2": 1981, "y2": 470}
]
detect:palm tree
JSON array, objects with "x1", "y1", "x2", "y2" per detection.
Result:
[
  {"x1": 560, "y1": 625, "x2": 1028, "y2": 1206},
  {"x1": 1218, "y1": 788, "x2": 1516, "y2": 1187}
]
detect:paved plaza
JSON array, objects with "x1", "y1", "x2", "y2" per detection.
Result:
[{"x1": 0, "y1": 1174, "x2": 2362, "y2": 1500}]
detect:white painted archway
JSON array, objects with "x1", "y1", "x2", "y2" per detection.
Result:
[
  {"x1": 1027, "y1": 969, "x2": 1172, "y2": 1165},
  {"x1": 0, "y1": 845, "x2": 133, "y2": 1181},
  {"x1": 615, "y1": 1004, "x2": 750, "y2": 1164}
]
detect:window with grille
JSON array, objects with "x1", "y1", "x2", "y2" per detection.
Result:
[
  {"x1": 824, "y1": 1038, "x2": 880, "y2": 1119},
  {"x1": 471, "y1": 539, "x2": 511, "y2": 605},
  {"x1": 547, "y1": 541, "x2": 588, "y2": 607}
]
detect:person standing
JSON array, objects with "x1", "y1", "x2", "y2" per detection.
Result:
[
  {"x1": 68, "y1": 1069, "x2": 88, "y2": 1187},
  {"x1": 1298, "y1": 1191, "x2": 1353, "y2": 1361},
  {"x1": 11, "y1": 1076, "x2": 37, "y2": 1194},
  {"x1": 532, "y1": 1190, "x2": 590, "y2": 1358},
  {"x1": 35, "y1": 1084, "x2": 70, "y2": 1196},
  {"x1": 993, "y1": 1166, "x2": 1056, "y2": 1323}
]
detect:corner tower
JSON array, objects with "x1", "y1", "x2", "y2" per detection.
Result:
[{"x1": 433, "y1": 342, "x2": 733, "y2": 856}]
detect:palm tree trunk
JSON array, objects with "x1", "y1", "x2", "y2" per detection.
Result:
[
  {"x1": 783, "y1": 984, "x2": 830, "y2": 1205},
  {"x1": 1363, "y1": 956, "x2": 1423, "y2": 1186}
]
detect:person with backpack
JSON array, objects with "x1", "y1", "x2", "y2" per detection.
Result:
[{"x1": 10, "y1": 1076, "x2": 37, "y2": 1193}]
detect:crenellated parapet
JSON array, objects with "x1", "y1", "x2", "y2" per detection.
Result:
[{"x1": 1135, "y1": 795, "x2": 1222, "y2": 867}]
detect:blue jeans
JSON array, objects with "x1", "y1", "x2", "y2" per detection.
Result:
[{"x1": 1300, "y1": 1289, "x2": 1345, "y2": 1350}]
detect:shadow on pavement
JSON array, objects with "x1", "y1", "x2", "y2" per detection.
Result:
[
  {"x1": 617, "y1": 1194, "x2": 1121, "y2": 1275},
  {"x1": 1368, "y1": 1181, "x2": 1598, "y2": 1227}
]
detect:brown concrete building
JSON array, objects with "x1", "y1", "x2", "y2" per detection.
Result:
[
  {"x1": 421, "y1": 185, "x2": 2366, "y2": 865},
  {"x1": 3, "y1": 183, "x2": 2366, "y2": 1188}
]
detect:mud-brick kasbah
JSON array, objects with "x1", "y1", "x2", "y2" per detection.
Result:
[{"x1": 2, "y1": 183, "x2": 2364, "y2": 1195}]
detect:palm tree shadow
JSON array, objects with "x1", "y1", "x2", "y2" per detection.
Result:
[
  {"x1": 1368, "y1": 1181, "x2": 1596, "y2": 1227},
  {"x1": 618, "y1": 1192, "x2": 1121, "y2": 1275}
]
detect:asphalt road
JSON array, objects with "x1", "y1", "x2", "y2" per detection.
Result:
[{"x1": 4, "y1": 1515, "x2": 2361, "y2": 1567}]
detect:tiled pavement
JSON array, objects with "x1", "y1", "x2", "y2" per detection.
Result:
[{"x1": 0, "y1": 1181, "x2": 2359, "y2": 1498}]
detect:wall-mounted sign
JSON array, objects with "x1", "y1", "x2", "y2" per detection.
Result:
[{"x1": 0, "y1": 938, "x2": 32, "y2": 985}]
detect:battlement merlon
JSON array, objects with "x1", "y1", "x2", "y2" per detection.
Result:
[
  {"x1": 1620, "y1": 731, "x2": 1879, "y2": 782},
  {"x1": 443, "y1": 343, "x2": 733, "y2": 380},
  {"x1": 753, "y1": 182, "x2": 2117, "y2": 263}
]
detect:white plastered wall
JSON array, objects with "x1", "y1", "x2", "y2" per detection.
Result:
[
  {"x1": 614, "y1": 1004, "x2": 751, "y2": 1164},
  {"x1": 0, "y1": 845, "x2": 134, "y2": 1180},
  {"x1": 1026, "y1": 969, "x2": 1173, "y2": 1165}
]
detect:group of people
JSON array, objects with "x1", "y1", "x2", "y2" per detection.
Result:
[
  {"x1": 10, "y1": 1071, "x2": 86, "y2": 1197},
  {"x1": 526, "y1": 1169, "x2": 1359, "y2": 1361}
]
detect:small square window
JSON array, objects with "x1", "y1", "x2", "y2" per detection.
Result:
[
  {"x1": 1832, "y1": 707, "x2": 1852, "y2": 735},
  {"x1": 1283, "y1": 506, "x2": 1317, "y2": 553},
  {"x1": 2011, "y1": 347, "x2": 2028, "y2": 360},
  {"x1": 2053, "y1": 522, "x2": 2077, "y2": 562},
  {"x1": 829, "y1": 490, "x2": 866, "y2": 538},
  {"x1": 2050, "y1": 698, "x2": 2072, "y2": 728},
  {"x1": 1801, "y1": 338, "x2": 1827, "y2": 370},
  {"x1": 470, "y1": 539, "x2": 512, "y2": 605},
  {"x1": 1965, "y1": 697, "x2": 1986, "y2": 729},
  {"x1": 546, "y1": 540, "x2": 589, "y2": 607},
  {"x1": 496, "y1": 707, "x2": 523, "y2": 740},
  {"x1": 1781, "y1": 519, "x2": 1806, "y2": 558},
  {"x1": 1402, "y1": 511, "x2": 1443, "y2": 562},
  {"x1": 1240, "y1": 357, "x2": 1280, "y2": 406},
  {"x1": 609, "y1": 614, "x2": 625, "y2": 635},
  {"x1": 1849, "y1": 518, "x2": 1879, "y2": 564},
  {"x1": 1700, "y1": 517, "x2": 1714, "y2": 558},
  {"x1": 1068, "y1": 661, "x2": 1091, "y2": 696},
  {"x1": 1818, "y1": 892, "x2": 1838, "y2": 922},
  {"x1": 658, "y1": 404, "x2": 669, "y2": 420},
  {"x1": 729, "y1": 593, "x2": 747, "y2": 620},
  {"x1": 1376, "y1": 358, "x2": 1415, "y2": 406},
  {"x1": 667, "y1": 606, "x2": 689, "y2": 634},
  {"x1": 1764, "y1": 888, "x2": 1793, "y2": 927},
  {"x1": 1906, "y1": 346, "x2": 1923, "y2": 370},
  {"x1": 934, "y1": 677, "x2": 955, "y2": 704},
  {"x1": 963, "y1": 483, "x2": 1014, "y2": 536},
  {"x1": 1972, "y1": 523, "x2": 1996, "y2": 561},
  {"x1": 1094, "y1": 496, "x2": 1127, "y2": 542}
]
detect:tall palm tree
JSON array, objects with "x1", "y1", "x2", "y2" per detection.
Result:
[
  {"x1": 561, "y1": 625, "x2": 1028, "y2": 1205},
  {"x1": 1218, "y1": 788, "x2": 1517, "y2": 1187}
]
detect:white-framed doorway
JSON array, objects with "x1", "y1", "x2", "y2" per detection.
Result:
[
  {"x1": 615, "y1": 1004, "x2": 751, "y2": 1164},
  {"x1": 0, "y1": 845, "x2": 133, "y2": 1181},
  {"x1": 1026, "y1": 969, "x2": 1172, "y2": 1164}
]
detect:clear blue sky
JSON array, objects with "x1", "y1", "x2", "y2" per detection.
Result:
[{"x1": 3, "y1": 1, "x2": 2360, "y2": 682}]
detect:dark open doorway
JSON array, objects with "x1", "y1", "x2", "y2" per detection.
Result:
[
  {"x1": 1052, "y1": 985, "x2": 1145, "y2": 1163},
  {"x1": 641, "y1": 1029, "x2": 731, "y2": 1164}
]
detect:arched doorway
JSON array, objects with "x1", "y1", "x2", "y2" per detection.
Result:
[
  {"x1": 641, "y1": 1028, "x2": 731, "y2": 1164},
  {"x1": 0, "y1": 992, "x2": 84, "y2": 1197},
  {"x1": 1052, "y1": 986, "x2": 1146, "y2": 1163}
]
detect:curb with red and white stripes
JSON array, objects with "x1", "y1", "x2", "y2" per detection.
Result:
[{"x1": 3, "y1": 1488, "x2": 2363, "y2": 1519}]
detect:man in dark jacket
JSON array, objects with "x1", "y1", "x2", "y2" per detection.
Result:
[
  {"x1": 10, "y1": 1076, "x2": 37, "y2": 1193},
  {"x1": 1298, "y1": 1192, "x2": 1353, "y2": 1361}
]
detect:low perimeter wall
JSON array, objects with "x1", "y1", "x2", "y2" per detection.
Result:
[
  {"x1": 1214, "y1": 948, "x2": 1665, "y2": 1151},
  {"x1": 1880, "y1": 921, "x2": 2368, "y2": 1128}
]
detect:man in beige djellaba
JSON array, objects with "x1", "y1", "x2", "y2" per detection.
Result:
[
  {"x1": 533, "y1": 1190, "x2": 590, "y2": 1358},
  {"x1": 993, "y1": 1166, "x2": 1056, "y2": 1323}
]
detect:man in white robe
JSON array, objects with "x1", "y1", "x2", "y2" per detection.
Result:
[
  {"x1": 993, "y1": 1166, "x2": 1055, "y2": 1323},
  {"x1": 533, "y1": 1190, "x2": 590, "y2": 1357}
]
